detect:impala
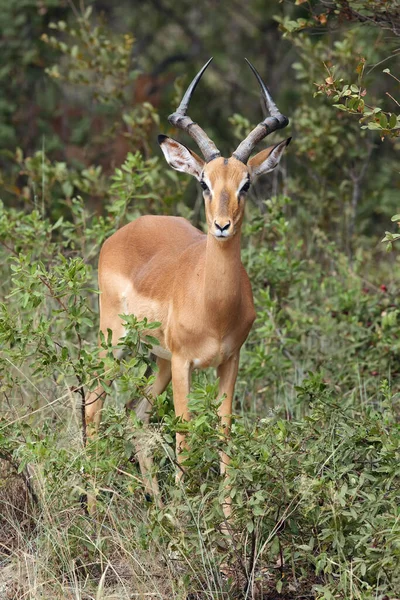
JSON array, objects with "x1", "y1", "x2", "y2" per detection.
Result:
[{"x1": 85, "y1": 58, "x2": 290, "y2": 515}]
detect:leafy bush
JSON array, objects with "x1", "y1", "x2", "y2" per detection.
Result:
[{"x1": 1, "y1": 2, "x2": 400, "y2": 599}]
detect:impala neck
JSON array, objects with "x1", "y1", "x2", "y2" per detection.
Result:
[{"x1": 203, "y1": 229, "x2": 243, "y2": 325}]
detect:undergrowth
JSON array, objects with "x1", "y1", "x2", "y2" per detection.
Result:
[
  {"x1": 1, "y1": 5, "x2": 400, "y2": 598},
  {"x1": 0, "y1": 184, "x2": 399, "y2": 599}
]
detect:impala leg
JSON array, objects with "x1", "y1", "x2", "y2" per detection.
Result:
[
  {"x1": 85, "y1": 384, "x2": 107, "y2": 434},
  {"x1": 84, "y1": 314, "x2": 125, "y2": 512},
  {"x1": 133, "y1": 357, "x2": 171, "y2": 504},
  {"x1": 217, "y1": 353, "x2": 239, "y2": 521},
  {"x1": 171, "y1": 355, "x2": 191, "y2": 481},
  {"x1": 85, "y1": 315, "x2": 124, "y2": 438},
  {"x1": 85, "y1": 379, "x2": 108, "y2": 514}
]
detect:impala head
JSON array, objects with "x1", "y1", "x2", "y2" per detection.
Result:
[{"x1": 158, "y1": 58, "x2": 291, "y2": 241}]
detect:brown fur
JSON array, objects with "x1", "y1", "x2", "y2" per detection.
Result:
[{"x1": 85, "y1": 137, "x2": 288, "y2": 516}]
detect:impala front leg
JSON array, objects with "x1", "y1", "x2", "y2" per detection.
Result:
[
  {"x1": 217, "y1": 352, "x2": 239, "y2": 520},
  {"x1": 171, "y1": 355, "x2": 192, "y2": 481}
]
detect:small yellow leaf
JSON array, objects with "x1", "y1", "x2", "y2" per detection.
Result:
[{"x1": 325, "y1": 76, "x2": 334, "y2": 85}]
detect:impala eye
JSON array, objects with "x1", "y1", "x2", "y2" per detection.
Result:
[
  {"x1": 240, "y1": 180, "x2": 251, "y2": 194},
  {"x1": 200, "y1": 181, "x2": 209, "y2": 192}
]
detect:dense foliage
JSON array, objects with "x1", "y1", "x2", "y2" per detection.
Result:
[{"x1": 0, "y1": 1, "x2": 399, "y2": 599}]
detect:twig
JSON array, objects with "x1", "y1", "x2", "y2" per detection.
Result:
[
  {"x1": 37, "y1": 274, "x2": 68, "y2": 312},
  {"x1": 386, "y1": 91, "x2": 400, "y2": 108},
  {"x1": 244, "y1": 522, "x2": 257, "y2": 599}
]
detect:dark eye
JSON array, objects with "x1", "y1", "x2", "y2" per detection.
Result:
[
  {"x1": 200, "y1": 181, "x2": 209, "y2": 192},
  {"x1": 240, "y1": 180, "x2": 251, "y2": 194}
]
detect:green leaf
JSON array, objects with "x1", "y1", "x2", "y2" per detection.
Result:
[
  {"x1": 389, "y1": 113, "x2": 398, "y2": 129},
  {"x1": 144, "y1": 335, "x2": 160, "y2": 347},
  {"x1": 379, "y1": 113, "x2": 388, "y2": 128}
]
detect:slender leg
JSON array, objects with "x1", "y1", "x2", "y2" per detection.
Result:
[
  {"x1": 85, "y1": 314, "x2": 125, "y2": 437},
  {"x1": 85, "y1": 384, "x2": 107, "y2": 432},
  {"x1": 217, "y1": 352, "x2": 239, "y2": 520},
  {"x1": 133, "y1": 357, "x2": 172, "y2": 502},
  {"x1": 84, "y1": 310, "x2": 125, "y2": 512},
  {"x1": 171, "y1": 355, "x2": 192, "y2": 480}
]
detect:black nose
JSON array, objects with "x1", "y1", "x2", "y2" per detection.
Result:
[{"x1": 215, "y1": 220, "x2": 231, "y2": 232}]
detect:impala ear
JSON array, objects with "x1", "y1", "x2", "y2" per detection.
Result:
[
  {"x1": 158, "y1": 135, "x2": 205, "y2": 181},
  {"x1": 248, "y1": 137, "x2": 291, "y2": 181}
]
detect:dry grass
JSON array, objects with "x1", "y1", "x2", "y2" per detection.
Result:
[
  {"x1": 0, "y1": 458, "x2": 35, "y2": 555},
  {"x1": 0, "y1": 462, "x2": 196, "y2": 600}
]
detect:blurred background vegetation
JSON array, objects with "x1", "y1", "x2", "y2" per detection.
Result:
[
  {"x1": 0, "y1": 1, "x2": 400, "y2": 599},
  {"x1": 1, "y1": 0, "x2": 399, "y2": 250}
]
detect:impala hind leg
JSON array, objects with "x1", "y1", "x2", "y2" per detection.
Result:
[
  {"x1": 84, "y1": 311, "x2": 125, "y2": 512},
  {"x1": 131, "y1": 357, "x2": 172, "y2": 504},
  {"x1": 217, "y1": 353, "x2": 239, "y2": 522},
  {"x1": 85, "y1": 312, "x2": 125, "y2": 438},
  {"x1": 171, "y1": 356, "x2": 192, "y2": 482}
]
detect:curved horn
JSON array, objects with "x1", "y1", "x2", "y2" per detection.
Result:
[
  {"x1": 168, "y1": 58, "x2": 221, "y2": 163},
  {"x1": 232, "y1": 58, "x2": 289, "y2": 164}
]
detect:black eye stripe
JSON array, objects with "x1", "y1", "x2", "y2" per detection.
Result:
[
  {"x1": 200, "y1": 180, "x2": 249, "y2": 194},
  {"x1": 240, "y1": 180, "x2": 251, "y2": 193}
]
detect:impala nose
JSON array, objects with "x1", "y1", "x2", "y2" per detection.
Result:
[{"x1": 214, "y1": 220, "x2": 231, "y2": 233}]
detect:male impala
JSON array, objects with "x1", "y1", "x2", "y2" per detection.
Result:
[{"x1": 85, "y1": 58, "x2": 290, "y2": 515}]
